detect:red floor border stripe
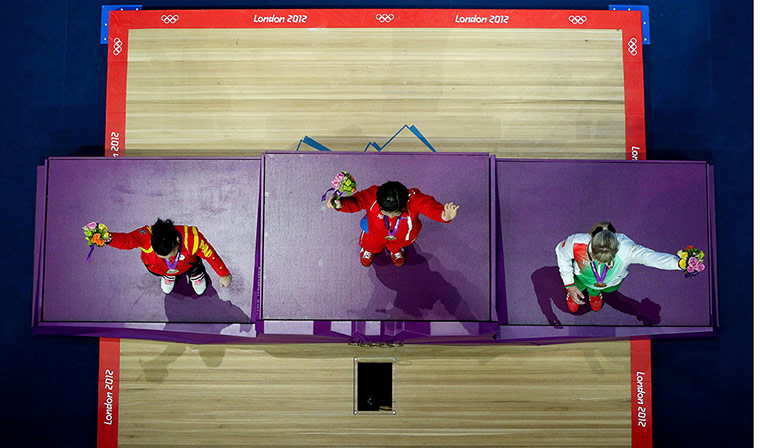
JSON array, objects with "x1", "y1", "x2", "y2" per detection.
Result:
[
  {"x1": 97, "y1": 338, "x2": 120, "y2": 448},
  {"x1": 630, "y1": 338, "x2": 653, "y2": 448},
  {"x1": 104, "y1": 8, "x2": 646, "y2": 159}
]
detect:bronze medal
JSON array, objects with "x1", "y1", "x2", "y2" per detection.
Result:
[{"x1": 594, "y1": 282, "x2": 606, "y2": 288}]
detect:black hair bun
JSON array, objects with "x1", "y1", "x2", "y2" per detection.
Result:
[{"x1": 377, "y1": 181, "x2": 408, "y2": 212}]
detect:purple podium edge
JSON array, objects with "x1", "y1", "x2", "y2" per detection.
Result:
[
  {"x1": 263, "y1": 150, "x2": 491, "y2": 157},
  {"x1": 498, "y1": 158, "x2": 710, "y2": 165},
  {"x1": 490, "y1": 155, "x2": 497, "y2": 321},
  {"x1": 45, "y1": 156, "x2": 263, "y2": 161},
  {"x1": 33, "y1": 321, "x2": 257, "y2": 344},
  {"x1": 707, "y1": 164, "x2": 719, "y2": 328},
  {"x1": 495, "y1": 324, "x2": 715, "y2": 344},
  {"x1": 30, "y1": 320, "x2": 715, "y2": 345},
  {"x1": 256, "y1": 157, "x2": 265, "y2": 320},
  {"x1": 31, "y1": 156, "x2": 718, "y2": 344},
  {"x1": 260, "y1": 320, "x2": 500, "y2": 340},
  {"x1": 255, "y1": 158, "x2": 264, "y2": 321},
  {"x1": 33, "y1": 163, "x2": 47, "y2": 326}
]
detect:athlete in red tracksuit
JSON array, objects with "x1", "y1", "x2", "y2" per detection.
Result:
[
  {"x1": 106, "y1": 218, "x2": 231, "y2": 295},
  {"x1": 328, "y1": 181, "x2": 459, "y2": 267}
]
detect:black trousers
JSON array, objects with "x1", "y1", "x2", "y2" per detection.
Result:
[{"x1": 147, "y1": 257, "x2": 206, "y2": 278}]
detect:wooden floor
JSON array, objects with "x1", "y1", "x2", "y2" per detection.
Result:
[
  {"x1": 116, "y1": 25, "x2": 634, "y2": 447},
  {"x1": 123, "y1": 27, "x2": 625, "y2": 158},
  {"x1": 118, "y1": 340, "x2": 632, "y2": 447}
]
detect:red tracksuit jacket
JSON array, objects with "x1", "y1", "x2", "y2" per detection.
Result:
[
  {"x1": 108, "y1": 224, "x2": 230, "y2": 277},
  {"x1": 337, "y1": 186, "x2": 449, "y2": 245}
]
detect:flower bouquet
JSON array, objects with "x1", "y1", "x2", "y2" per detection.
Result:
[
  {"x1": 321, "y1": 171, "x2": 357, "y2": 206},
  {"x1": 82, "y1": 222, "x2": 110, "y2": 262},
  {"x1": 677, "y1": 245, "x2": 705, "y2": 278}
]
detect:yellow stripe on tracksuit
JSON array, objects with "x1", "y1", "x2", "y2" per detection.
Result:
[
  {"x1": 140, "y1": 225, "x2": 154, "y2": 253},
  {"x1": 181, "y1": 226, "x2": 199, "y2": 254}
]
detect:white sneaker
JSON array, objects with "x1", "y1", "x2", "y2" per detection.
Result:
[
  {"x1": 190, "y1": 273, "x2": 207, "y2": 295},
  {"x1": 160, "y1": 275, "x2": 176, "y2": 294}
]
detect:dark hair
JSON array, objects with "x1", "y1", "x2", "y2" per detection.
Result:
[
  {"x1": 151, "y1": 218, "x2": 178, "y2": 256},
  {"x1": 376, "y1": 181, "x2": 408, "y2": 212}
]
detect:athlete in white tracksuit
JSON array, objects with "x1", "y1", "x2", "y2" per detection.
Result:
[{"x1": 555, "y1": 229, "x2": 680, "y2": 311}]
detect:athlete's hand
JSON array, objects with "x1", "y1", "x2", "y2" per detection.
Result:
[
  {"x1": 327, "y1": 196, "x2": 342, "y2": 210},
  {"x1": 442, "y1": 202, "x2": 459, "y2": 221},
  {"x1": 219, "y1": 274, "x2": 232, "y2": 288},
  {"x1": 567, "y1": 286, "x2": 585, "y2": 304}
]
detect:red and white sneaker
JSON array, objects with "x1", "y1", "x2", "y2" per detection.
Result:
[
  {"x1": 190, "y1": 273, "x2": 207, "y2": 295},
  {"x1": 360, "y1": 248, "x2": 375, "y2": 267},
  {"x1": 590, "y1": 293, "x2": 604, "y2": 312},
  {"x1": 160, "y1": 275, "x2": 176, "y2": 294},
  {"x1": 390, "y1": 248, "x2": 406, "y2": 267},
  {"x1": 566, "y1": 291, "x2": 580, "y2": 313}
]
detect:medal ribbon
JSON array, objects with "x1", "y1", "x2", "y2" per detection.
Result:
[
  {"x1": 163, "y1": 232, "x2": 183, "y2": 273},
  {"x1": 383, "y1": 215, "x2": 402, "y2": 238},
  {"x1": 591, "y1": 261, "x2": 609, "y2": 285}
]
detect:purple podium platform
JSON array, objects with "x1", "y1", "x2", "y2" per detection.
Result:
[
  {"x1": 33, "y1": 158, "x2": 260, "y2": 342},
  {"x1": 32, "y1": 155, "x2": 717, "y2": 344},
  {"x1": 257, "y1": 152, "x2": 495, "y2": 341},
  {"x1": 494, "y1": 159, "x2": 717, "y2": 342}
]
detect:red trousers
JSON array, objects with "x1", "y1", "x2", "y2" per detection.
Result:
[{"x1": 359, "y1": 231, "x2": 415, "y2": 254}]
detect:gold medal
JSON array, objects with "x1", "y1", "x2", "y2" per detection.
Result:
[{"x1": 383, "y1": 215, "x2": 401, "y2": 241}]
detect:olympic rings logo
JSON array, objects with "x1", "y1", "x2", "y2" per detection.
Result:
[
  {"x1": 161, "y1": 14, "x2": 179, "y2": 24},
  {"x1": 568, "y1": 15, "x2": 587, "y2": 25},
  {"x1": 112, "y1": 38, "x2": 123, "y2": 56},
  {"x1": 375, "y1": 14, "x2": 395, "y2": 23},
  {"x1": 628, "y1": 38, "x2": 638, "y2": 56}
]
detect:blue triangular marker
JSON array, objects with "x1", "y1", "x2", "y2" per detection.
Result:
[
  {"x1": 296, "y1": 125, "x2": 437, "y2": 153},
  {"x1": 301, "y1": 136, "x2": 332, "y2": 152},
  {"x1": 408, "y1": 125, "x2": 437, "y2": 152}
]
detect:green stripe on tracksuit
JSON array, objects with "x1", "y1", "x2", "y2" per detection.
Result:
[
  {"x1": 574, "y1": 256, "x2": 624, "y2": 296},
  {"x1": 574, "y1": 275, "x2": 622, "y2": 296}
]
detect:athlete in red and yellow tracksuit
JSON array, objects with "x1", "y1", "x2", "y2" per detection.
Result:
[
  {"x1": 336, "y1": 185, "x2": 450, "y2": 255},
  {"x1": 108, "y1": 224, "x2": 230, "y2": 278}
]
